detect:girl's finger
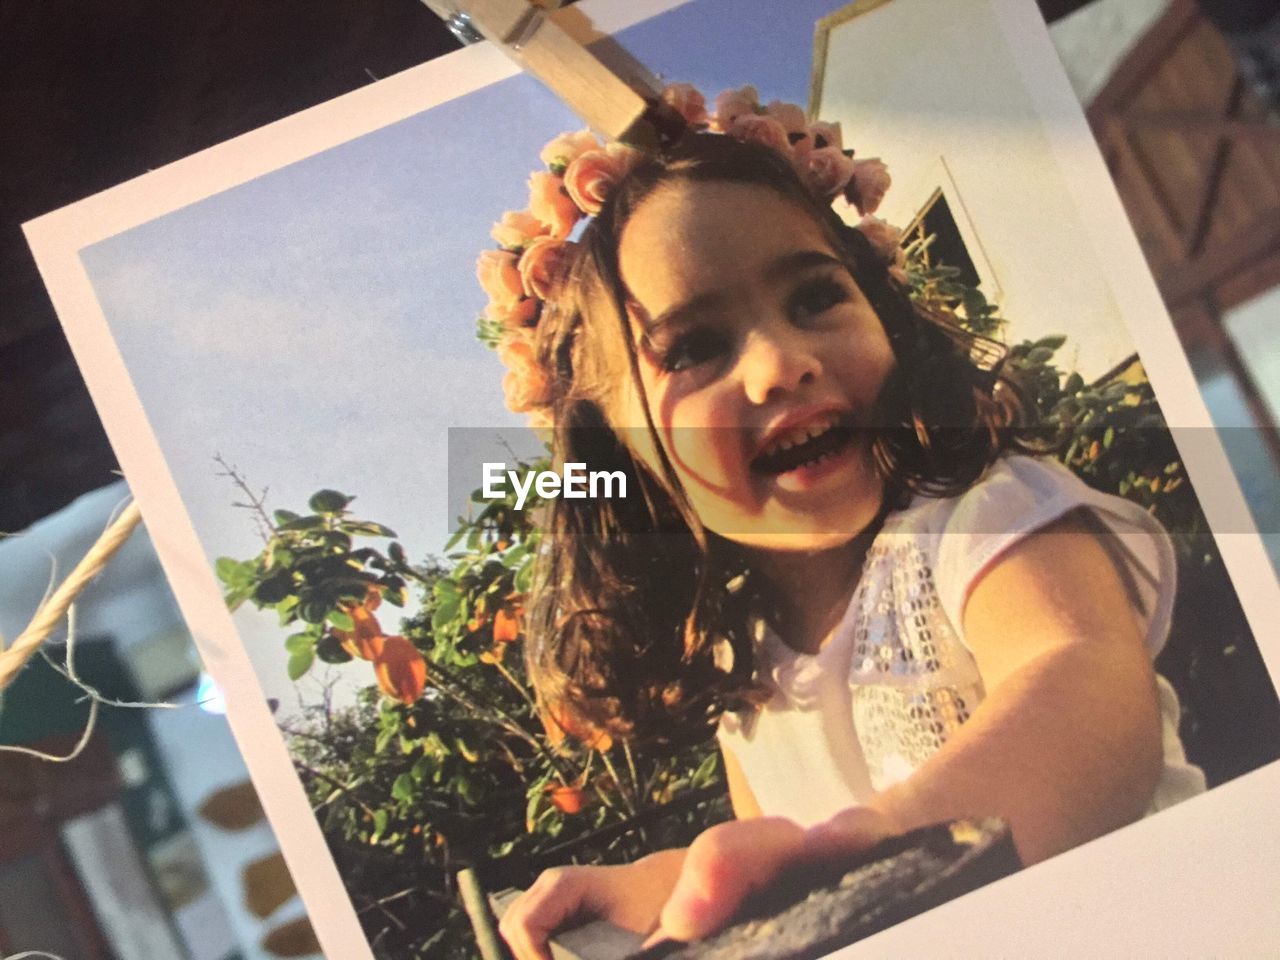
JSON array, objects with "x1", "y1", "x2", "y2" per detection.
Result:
[
  {"x1": 657, "y1": 817, "x2": 807, "y2": 942},
  {"x1": 802, "y1": 805, "x2": 899, "y2": 861},
  {"x1": 499, "y1": 867, "x2": 590, "y2": 960}
]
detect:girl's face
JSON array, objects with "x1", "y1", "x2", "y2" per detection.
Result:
[{"x1": 614, "y1": 180, "x2": 895, "y2": 551}]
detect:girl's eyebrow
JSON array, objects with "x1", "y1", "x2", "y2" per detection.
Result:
[
  {"x1": 763, "y1": 249, "x2": 845, "y2": 283},
  {"x1": 638, "y1": 249, "x2": 843, "y2": 335},
  {"x1": 641, "y1": 291, "x2": 729, "y2": 335}
]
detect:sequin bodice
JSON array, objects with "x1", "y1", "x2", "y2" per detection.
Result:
[{"x1": 846, "y1": 538, "x2": 983, "y2": 790}]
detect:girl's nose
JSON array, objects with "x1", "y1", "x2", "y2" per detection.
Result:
[{"x1": 738, "y1": 322, "x2": 821, "y2": 406}]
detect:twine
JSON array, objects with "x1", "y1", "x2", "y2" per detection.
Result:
[{"x1": 0, "y1": 501, "x2": 142, "y2": 692}]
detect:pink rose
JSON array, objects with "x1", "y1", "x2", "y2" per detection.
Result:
[
  {"x1": 528, "y1": 171, "x2": 582, "y2": 239},
  {"x1": 539, "y1": 130, "x2": 600, "y2": 173},
  {"x1": 486, "y1": 296, "x2": 538, "y2": 332},
  {"x1": 728, "y1": 113, "x2": 791, "y2": 155},
  {"x1": 804, "y1": 146, "x2": 857, "y2": 200},
  {"x1": 661, "y1": 83, "x2": 708, "y2": 127},
  {"x1": 845, "y1": 157, "x2": 891, "y2": 216},
  {"x1": 807, "y1": 120, "x2": 843, "y2": 153},
  {"x1": 564, "y1": 144, "x2": 638, "y2": 215},
  {"x1": 497, "y1": 333, "x2": 552, "y2": 414},
  {"x1": 490, "y1": 210, "x2": 545, "y2": 251},
  {"x1": 476, "y1": 249, "x2": 524, "y2": 309},
  {"x1": 519, "y1": 236, "x2": 573, "y2": 300},
  {"x1": 712, "y1": 84, "x2": 760, "y2": 132},
  {"x1": 857, "y1": 215, "x2": 903, "y2": 264},
  {"x1": 765, "y1": 100, "x2": 807, "y2": 137}
]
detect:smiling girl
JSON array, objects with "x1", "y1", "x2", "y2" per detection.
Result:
[{"x1": 483, "y1": 86, "x2": 1204, "y2": 959}]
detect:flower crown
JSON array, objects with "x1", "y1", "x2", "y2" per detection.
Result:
[{"x1": 476, "y1": 82, "x2": 906, "y2": 427}]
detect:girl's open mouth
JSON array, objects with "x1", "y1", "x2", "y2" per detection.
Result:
[{"x1": 750, "y1": 415, "x2": 857, "y2": 476}]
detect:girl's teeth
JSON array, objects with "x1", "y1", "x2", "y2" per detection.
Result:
[{"x1": 767, "y1": 418, "x2": 834, "y2": 456}]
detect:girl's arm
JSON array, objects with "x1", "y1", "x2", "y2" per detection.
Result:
[
  {"x1": 653, "y1": 509, "x2": 1165, "y2": 941},
  {"x1": 865, "y1": 507, "x2": 1164, "y2": 863}
]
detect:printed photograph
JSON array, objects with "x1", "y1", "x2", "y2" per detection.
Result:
[{"x1": 27, "y1": 0, "x2": 1280, "y2": 957}]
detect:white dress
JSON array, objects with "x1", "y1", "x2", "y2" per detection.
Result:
[{"x1": 717, "y1": 455, "x2": 1206, "y2": 828}]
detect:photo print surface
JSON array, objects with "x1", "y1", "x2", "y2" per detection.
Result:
[{"x1": 25, "y1": 0, "x2": 1280, "y2": 957}]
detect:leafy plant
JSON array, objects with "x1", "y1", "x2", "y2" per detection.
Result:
[{"x1": 217, "y1": 468, "x2": 728, "y2": 957}]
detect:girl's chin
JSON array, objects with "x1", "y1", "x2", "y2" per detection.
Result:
[{"x1": 726, "y1": 529, "x2": 867, "y2": 553}]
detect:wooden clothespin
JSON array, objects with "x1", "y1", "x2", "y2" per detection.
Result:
[{"x1": 422, "y1": 0, "x2": 687, "y2": 150}]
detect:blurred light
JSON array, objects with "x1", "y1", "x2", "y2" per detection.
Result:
[{"x1": 197, "y1": 672, "x2": 227, "y2": 714}]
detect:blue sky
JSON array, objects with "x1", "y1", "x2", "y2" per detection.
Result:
[{"x1": 79, "y1": 0, "x2": 853, "y2": 711}]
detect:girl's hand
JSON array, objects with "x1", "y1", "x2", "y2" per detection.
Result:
[
  {"x1": 500, "y1": 849, "x2": 686, "y2": 960},
  {"x1": 651, "y1": 806, "x2": 901, "y2": 944}
]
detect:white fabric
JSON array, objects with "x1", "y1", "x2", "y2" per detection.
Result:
[{"x1": 718, "y1": 454, "x2": 1206, "y2": 828}]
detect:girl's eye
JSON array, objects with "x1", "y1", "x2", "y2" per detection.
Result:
[
  {"x1": 656, "y1": 328, "x2": 729, "y2": 373},
  {"x1": 789, "y1": 276, "x2": 851, "y2": 324}
]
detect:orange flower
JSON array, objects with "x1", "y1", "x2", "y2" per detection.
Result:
[
  {"x1": 490, "y1": 209, "x2": 545, "y2": 250},
  {"x1": 485, "y1": 296, "x2": 538, "y2": 332},
  {"x1": 540, "y1": 702, "x2": 613, "y2": 752},
  {"x1": 517, "y1": 235, "x2": 572, "y2": 300},
  {"x1": 845, "y1": 157, "x2": 891, "y2": 216},
  {"x1": 476, "y1": 249, "x2": 525, "y2": 309},
  {"x1": 335, "y1": 603, "x2": 384, "y2": 660},
  {"x1": 496, "y1": 332, "x2": 552, "y2": 415},
  {"x1": 528, "y1": 171, "x2": 582, "y2": 239},
  {"x1": 548, "y1": 784, "x2": 586, "y2": 815},
  {"x1": 371, "y1": 635, "x2": 427, "y2": 704},
  {"x1": 492, "y1": 607, "x2": 520, "y2": 644},
  {"x1": 727, "y1": 113, "x2": 790, "y2": 156},
  {"x1": 661, "y1": 82, "x2": 708, "y2": 127},
  {"x1": 492, "y1": 591, "x2": 526, "y2": 644},
  {"x1": 564, "y1": 144, "x2": 639, "y2": 216},
  {"x1": 711, "y1": 84, "x2": 759, "y2": 132},
  {"x1": 539, "y1": 130, "x2": 601, "y2": 173},
  {"x1": 804, "y1": 146, "x2": 856, "y2": 201},
  {"x1": 479, "y1": 645, "x2": 507, "y2": 665}
]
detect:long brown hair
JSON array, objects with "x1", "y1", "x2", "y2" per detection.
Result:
[{"x1": 523, "y1": 133, "x2": 1034, "y2": 745}]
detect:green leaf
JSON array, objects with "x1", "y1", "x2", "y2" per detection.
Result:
[
  {"x1": 253, "y1": 572, "x2": 295, "y2": 605},
  {"x1": 316, "y1": 631, "x2": 354, "y2": 664},
  {"x1": 1103, "y1": 426, "x2": 1116, "y2": 450},
  {"x1": 215, "y1": 556, "x2": 245, "y2": 586},
  {"x1": 286, "y1": 648, "x2": 315, "y2": 681},
  {"x1": 284, "y1": 632, "x2": 315, "y2": 655},
  {"x1": 392, "y1": 773, "x2": 416, "y2": 803},
  {"x1": 514, "y1": 561, "x2": 533, "y2": 594},
  {"x1": 443, "y1": 525, "x2": 467, "y2": 552},
  {"x1": 342, "y1": 521, "x2": 398, "y2": 538},
  {"x1": 1033, "y1": 334, "x2": 1067, "y2": 351},
  {"x1": 299, "y1": 597, "x2": 330, "y2": 625},
  {"x1": 327, "y1": 609, "x2": 354, "y2": 631},
  {"x1": 273, "y1": 509, "x2": 301, "y2": 526},
  {"x1": 277, "y1": 514, "x2": 326, "y2": 532},
  {"x1": 309, "y1": 489, "x2": 353, "y2": 514},
  {"x1": 372, "y1": 809, "x2": 388, "y2": 840},
  {"x1": 1064, "y1": 372, "x2": 1084, "y2": 395},
  {"x1": 376, "y1": 726, "x2": 397, "y2": 755},
  {"x1": 388, "y1": 542, "x2": 406, "y2": 564},
  {"x1": 432, "y1": 591, "x2": 463, "y2": 634}
]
